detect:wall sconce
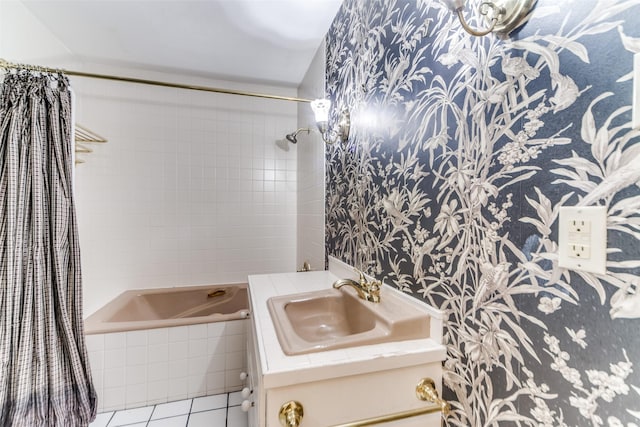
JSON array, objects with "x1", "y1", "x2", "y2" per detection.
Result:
[
  {"x1": 442, "y1": 0, "x2": 535, "y2": 37},
  {"x1": 310, "y1": 99, "x2": 350, "y2": 144}
]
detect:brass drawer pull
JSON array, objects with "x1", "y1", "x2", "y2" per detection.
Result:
[
  {"x1": 279, "y1": 400, "x2": 304, "y2": 427},
  {"x1": 416, "y1": 378, "x2": 450, "y2": 415}
]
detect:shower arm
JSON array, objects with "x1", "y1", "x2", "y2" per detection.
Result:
[{"x1": 285, "y1": 128, "x2": 312, "y2": 144}]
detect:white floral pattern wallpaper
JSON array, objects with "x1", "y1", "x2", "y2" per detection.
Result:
[{"x1": 324, "y1": 1, "x2": 640, "y2": 426}]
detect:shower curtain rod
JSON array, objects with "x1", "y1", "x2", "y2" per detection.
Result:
[{"x1": 0, "y1": 58, "x2": 312, "y2": 104}]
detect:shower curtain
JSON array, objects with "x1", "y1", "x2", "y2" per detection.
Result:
[{"x1": 0, "y1": 71, "x2": 96, "y2": 425}]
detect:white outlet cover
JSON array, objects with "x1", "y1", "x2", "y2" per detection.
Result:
[
  {"x1": 558, "y1": 206, "x2": 607, "y2": 274},
  {"x1": 634, "y1": 53, "x2": 640, "y2": 130}
]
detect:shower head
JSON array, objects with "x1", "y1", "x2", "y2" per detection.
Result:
[
  {"x1": 285, "y1": 128, "x2": 311, "y2": 144},
  {"x1": 285, "y1": 133, "x2": 298, "y2": 144}
]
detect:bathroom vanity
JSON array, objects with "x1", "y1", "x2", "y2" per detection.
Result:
[{"x1": 243, "y1": 257, "x2": 448, "y2": 427}]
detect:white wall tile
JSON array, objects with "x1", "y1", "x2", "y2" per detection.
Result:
[
  {"x1": 146, "y1": 379, "x2": 169, "y2": 403},
  {"x1": 126, "y1": 330, "x2": 148, "y2": 347},
  {"x1": 188, "y1": 324, "x2": 208, "y2": 340},
  {"x1": 102, "y1": 386, "x2": 126, "y2": 411},
  {"x1": 224, "y1": 320, "x2": 246, "y2": 336},
  {"x1": 91, "y1": 366, "x2": 104, "y2": 393},
  {"x1": 104, "y1": 333, "x2": 126, "y2": 350},
  {"x1": 187, "y1": 339, "x2": 207, "y2": 358},
  {"x1": 125, "y1": 365, "x2": 147, "y2": 385},
  {"x1": 168, "y1": 377, "x2": 188, "y2": 401},
  {"x1": 188, "y1": 357, "x2": 209, "y2": 376},
  {"x1": 206, "y1": 354, "x2": 226, "y2": 374},
  {"x1": 90, "y1": 320, "x2": 246, "y2": 412},
  {"x1": 168, "y1": 327, "x2": 189, "y2": 343},
  {"x1": 147, "y1": 362, "x2": 169, "y2": 382},
  {"x1": 207, "y1": 336, "x2": 225, "y2": 355},
  {"x1": 168, "y1": 360, "x2": 188, "y2": 379},
  {"x1": 225, "y1": 351, "x2": 245, "y2": 372},
  {"x1": 126, "y1": 346, "x2": 148, "y2": 366},
  {"x1": 125, "y1": 383, "x2": 147, "y2": 408},
  {"x1": 187, "y1": 375, "x2": 207, "y2": 398},
  {"x1": 148, "y1": 344, "x2": 169, "y2": 363},
  {"x1": 75, "y1": 74, "x2": 298, "y2": 318},
  {"x1": 104, "y1": 367, "x2": 125, "y2": 388},
  {"x1": 225, "y1": 369, "x2": 243, "y2": 390},
  {"x1": 205, "y1": 373, "x2": 225, "y2": 394},
  {"x1": 88, "y1": 350, "x2": 104, "y2": 372},
  {"x1": 225, "y1": 334, "x2": 245, "y2": 353},
  {"x1": 147, "y1": 329, "x2": 169, "y2": 345},
  {"x1": 86, "y1": 334, "x2": 105, "y2": 352},
  {"x1": 168, "y1": 342, "x2": 188, "y2": 361}
]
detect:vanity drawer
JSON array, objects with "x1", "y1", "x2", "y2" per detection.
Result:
[{"x1": 264, "y1": 362, "x2": 443, "y2": 427}]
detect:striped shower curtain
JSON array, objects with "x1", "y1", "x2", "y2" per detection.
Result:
[{"x1": 0, "y1": 71, "x2": 96, "y2": 425}]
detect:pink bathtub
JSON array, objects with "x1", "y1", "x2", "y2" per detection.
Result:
[{"x1": 84, "y1": 283, "x2": 249, "y2": 334}]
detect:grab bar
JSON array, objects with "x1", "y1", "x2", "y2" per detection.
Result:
[
  {"x1": 329, "y1": 405, "x2": 443, "y2": 427},
  {"x1": 208, "y1": 289, "x2": 227, "y2": 298},
  {"x1": 329, "y1": 377, "x2": 450, "y2": 427}
]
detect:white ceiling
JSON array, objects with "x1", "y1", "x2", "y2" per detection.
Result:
[{"x1": 21, "y1": 0, "x2": 342, "y2": 87}]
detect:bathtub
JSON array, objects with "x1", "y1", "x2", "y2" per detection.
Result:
[
  {"x1": 85, "y1": 283, "x2": 249, "y2": 334},
  {"x1": 84, "y1": 283, "x2": 249, "y2": 412}
]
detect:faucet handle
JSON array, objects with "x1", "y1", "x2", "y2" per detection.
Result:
[
  {"x1": 354, "y1": 268, "x2": 367, "y2": 285},
  {"x1": 368, "y1": 280, "x2": 382, "y2": 302}
]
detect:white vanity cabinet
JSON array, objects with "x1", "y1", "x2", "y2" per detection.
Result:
[
  {"x1": 245, "y1": 258, "x2": 448, "y2": 427},
  {"x1": 261, "y1": 363, "x2": 443, "y2": 426}
]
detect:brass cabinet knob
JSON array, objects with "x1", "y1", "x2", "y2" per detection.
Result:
[
  {"x1": 416, "y1": 378, "x2": 450, "y2": 416},
  {"x1": 279, "y1": 400, "x2": 304, "y2": 427}
]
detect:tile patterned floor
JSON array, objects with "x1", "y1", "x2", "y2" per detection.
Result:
[{"x1": 90, "y1": 391, "x2": 248, "y2": 427}]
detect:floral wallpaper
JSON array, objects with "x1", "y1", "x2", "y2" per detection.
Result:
[{"x1": 324, "y1": 0, "x2": 640, "y2": 426}]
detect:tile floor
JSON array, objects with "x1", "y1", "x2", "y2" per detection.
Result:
[{"x1": 90, "y1": 391, "x2": 248, "y2": 427}]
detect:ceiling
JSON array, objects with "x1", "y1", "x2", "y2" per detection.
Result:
[{"x1": 21, "y1": 0, "x2": 343, "y2": 87}]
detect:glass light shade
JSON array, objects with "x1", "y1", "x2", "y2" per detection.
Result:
[
  {"x1": 441, "y1": 0, "x2": 465, "y2": 11},
  {"x1": 311, "y1": 99, "x2": 331, "y2": 123}
]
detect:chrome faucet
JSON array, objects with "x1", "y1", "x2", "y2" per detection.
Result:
[{"x1": 333, "y1": 269, "x2": 381, "y2": 303}]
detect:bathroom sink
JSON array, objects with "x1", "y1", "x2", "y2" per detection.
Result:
[
  {"x1": 267, "y1": 287, "x2": 431, "y2": 355},
  {"x1": 280, "y1": 289, "x2": 379, "y2": 341}
]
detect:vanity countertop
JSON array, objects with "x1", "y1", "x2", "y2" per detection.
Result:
[{"x1": 248, "y1": 257, "x2": 447, "y2": 389}]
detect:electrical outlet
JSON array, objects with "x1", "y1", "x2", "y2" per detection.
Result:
[
  {"x1": 568, "y1": 243, "x2": 590, "y2": 259},
  {"x1": 568, "y1": 219, "x2": 591, "y2": 234},
  {"x1": 558, "y1": 206, "x2": 607, "y2": 274}
]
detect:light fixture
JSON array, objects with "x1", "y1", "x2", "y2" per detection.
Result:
[
  {"x1": 441, "y1": 0, "x2": 535, "y2": 37},
  {"x1": 310, "y1": 99, "x2": 350, "y2": 144}
]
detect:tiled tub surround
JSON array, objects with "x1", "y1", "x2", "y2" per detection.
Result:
[
  {"x1": 72, "y1": 69, "x2": 299, "y2": 318},
  {"x1": 86, "y1": 320, "x2": 248, "y2": 412}
]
